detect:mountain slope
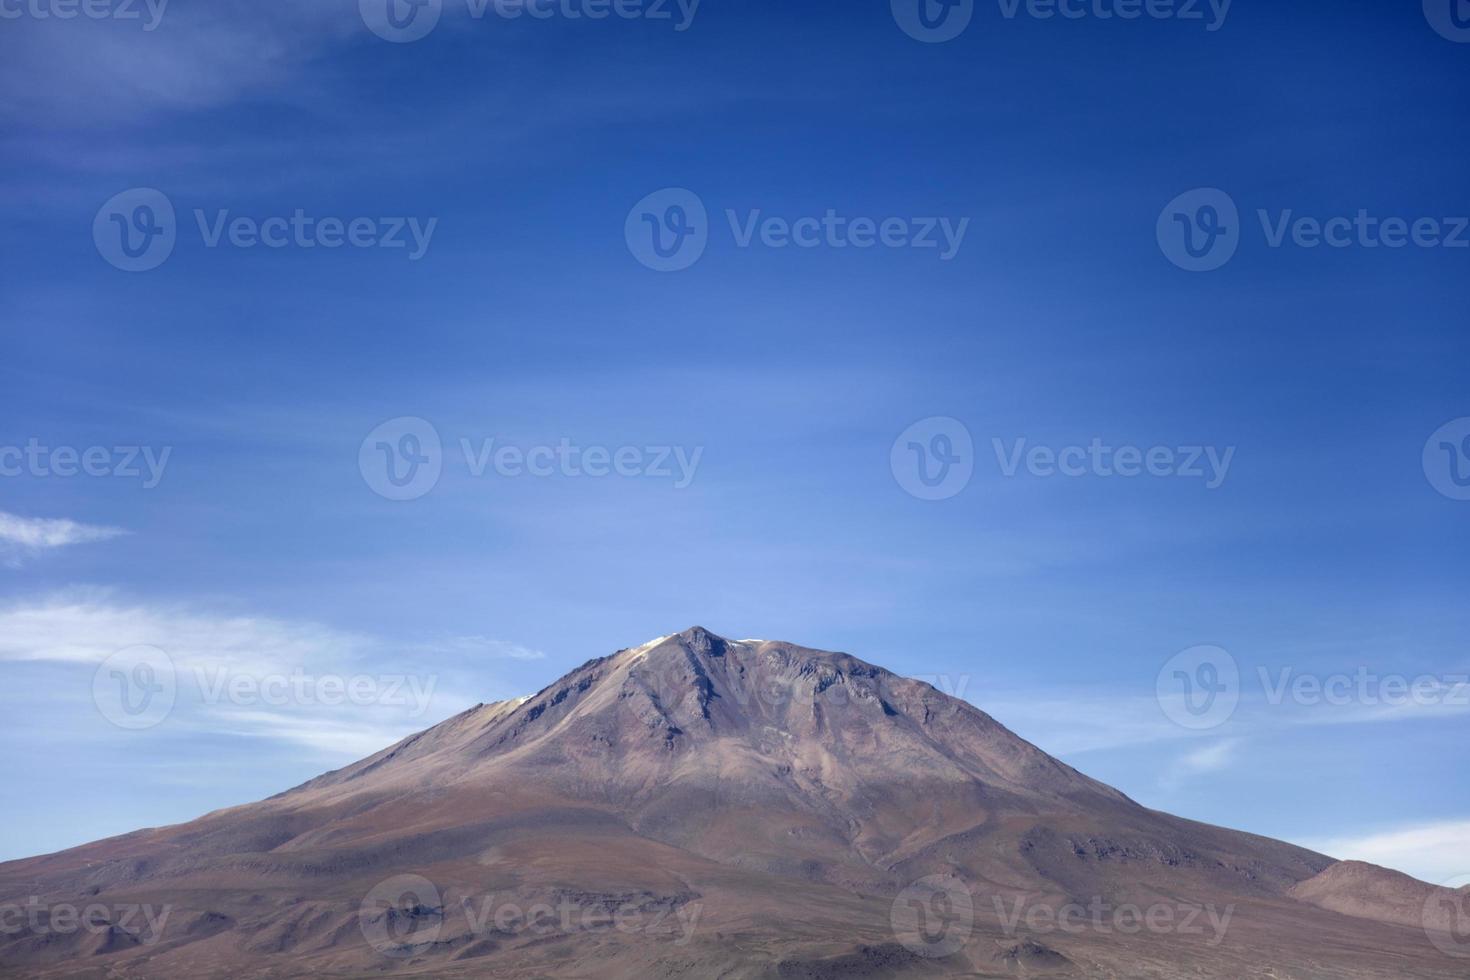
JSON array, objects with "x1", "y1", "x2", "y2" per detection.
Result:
[{"x1": 1, "y1": 628, "x2": 1464, "y2": 978}]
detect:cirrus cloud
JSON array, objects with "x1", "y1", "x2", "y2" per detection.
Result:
[{"x1": 0, "y1": 511, "x2": 127, "y2": 567}]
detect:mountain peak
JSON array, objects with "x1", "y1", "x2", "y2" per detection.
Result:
[
  {"x1": 626, "y1": 625, "x2": 734, "y2": 656},
  {"x1": 10, "y1": 628, "x2": 1428, "y2": 980}
]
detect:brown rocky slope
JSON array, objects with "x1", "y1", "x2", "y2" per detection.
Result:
[{"x1": 1, "y1": 628, "x2": 1465, "y2": 978}]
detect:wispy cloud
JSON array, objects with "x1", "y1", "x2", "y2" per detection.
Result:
[
  {"x1": 981, "y1": 693, "x2": 1195, "y2": 755},
  {"x1": 0, "y1": 589, "x2": 517, "y2": 757},
  {"x1": 1176, "y1": 738, "x2": 1240, "y2": 775},
  {"x1": 418, "y1": 634, "x2": 547, "y2": 661},
  {"x1": 207, "y1": 709, "x2": 430, "y2": 758},
  {"x1": 1156, "y1": 738, "x2": 1244, "y2": 791},
  {"x1": 980, "y1": 672, "x2": 1470, "y2": 763},
  {"x1": 0, "y1": 588, "x2": 361, "y2": 669},
  {"x1": 0, "y1": 511, "x2": 126, "y2": 567},
  {"x1": 1302, "y1": 819, "x2": 1470, "y2": 885},
  {"x1": 0, "y1": 2, "x2": 357, "y2": 127}
]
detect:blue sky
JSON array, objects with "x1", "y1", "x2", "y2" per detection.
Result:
[{"x1": 1, "y1": 0, "x2": 1468, "y2": 882}]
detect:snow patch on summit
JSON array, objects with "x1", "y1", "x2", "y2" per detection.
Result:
[{"x1": 624, "y1": 634, "x2": 673, "y2": 661}]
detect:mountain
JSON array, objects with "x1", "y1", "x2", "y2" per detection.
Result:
[{"x1": 1, "y1": 627, "x2": 1465, "y2": 978}]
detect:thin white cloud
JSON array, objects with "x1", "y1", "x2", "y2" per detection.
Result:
[
  {"x1": 1284, "y1": 686, "x2": 1470, "y2": 726},
  {"x1": 205, "y1": 709, "x2": 428, "y2": 758},
  {"x1": 421, "y1": 634, "x2": 547, "y2": 661},
  {"x1": 0, "y1": 588, "x2": 361, "y2": 669},
  {"x1": 981, "y1": 674, "x2": 1470, "y2": 762},
  {"x1": 980, "y1": 694, "x2": 1200, "y2": 756},
  {"x1": 0, "y1": 590, "x2": 511, "y2": 757},
  {"x1": 1176, "y1": 738, "x2": 1240, "y2": 775},
  {"x1": 1155, "y1": 737, "x2": 1244, "y2": 792},
  {"x1": 1303, "y1": 820, "x2": 1470, "y2": 885},
  {"x1": 0, "y1": 1, "x2": 356, "y2": 127},
  {"x1": 0, "y1": 511, "x2": 126, "y2": 567}
]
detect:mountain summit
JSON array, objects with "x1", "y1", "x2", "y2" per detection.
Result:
[{"x1": 1, "y1": 628, "x2": 1463, "y2": 978}]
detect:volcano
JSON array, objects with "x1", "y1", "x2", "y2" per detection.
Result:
[{"x1": 1, "y1": 627, "x2": 1465, "y2": 978}]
